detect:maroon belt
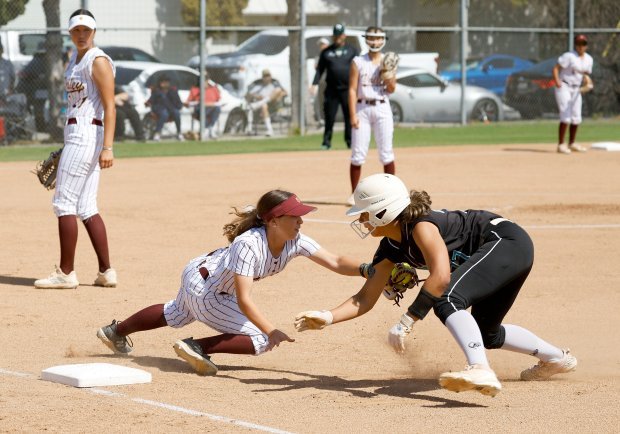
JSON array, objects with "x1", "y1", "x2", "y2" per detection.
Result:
[
  {"x1": 357, "y1": 99, "x2": 385, "y2": 105},
  {"x1": 198, "y1": 267, "x2": 209, "y2": 279},
  {"x1": 67, "y1": 117, "x2": 103, "y2": 126}
]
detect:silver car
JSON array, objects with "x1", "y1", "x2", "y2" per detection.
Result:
[{"x1": 390, "y1": 68, "x2": 504, "y2": 123}]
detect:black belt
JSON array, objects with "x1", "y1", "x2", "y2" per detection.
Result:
[
  {"x1": 357, "y1": 99, "x2": 385, "y2": 105},
  {"x1": 562, "y1": 80, "x2": 579, "y2": 88},
  {"x1": 67, "y1": 117, "x2": 103, "y2": 126}
]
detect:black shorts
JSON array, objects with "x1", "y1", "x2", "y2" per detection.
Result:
[{"x1": 433, "y1": 220, "x2": 534, "y2": 348}]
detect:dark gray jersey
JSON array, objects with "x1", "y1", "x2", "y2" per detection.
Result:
[{"x1": 373, "y1": 209, "x2": 501, "y2": 269}]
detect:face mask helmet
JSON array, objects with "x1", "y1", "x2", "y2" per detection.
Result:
[
  {"x1": 364, "y1": 30, "x2": 387, "y2": 52},
  {"x1": 346, "y1": 174, "x2": 410, "y2": 238}
]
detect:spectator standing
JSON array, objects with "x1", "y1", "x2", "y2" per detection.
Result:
[
  {"x1": 114, "y1": 85, "x2": 146, "y2": 141},
  {"x1": 311, "y1": 24, "x2": 359, "y2": 150},
  {"x1": 148, "y1": 74, "x2": 184, "y2": 142},
  {"x1": 0, "y1": 40, "x2": 16, "y2": 103},
  {"x1": 245, "y1": 69, "x2": 286, "y2": 137},
  {"x1": 185, "y1": 70, "x2": 221, "y2": 139},
  {"x1": 552, "y1": 34, "x2": 593, "y2": 154}
]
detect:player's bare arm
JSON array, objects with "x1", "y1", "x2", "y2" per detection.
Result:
[
  {"x1": 348, "y1": 62, "x2": 360, "y2": 128},
  {"x1": 412, "y1": 222, "x2": 451, "y2": 300},
  {"x1": 234, "y1": 273, "x2": 294, "y2": 350},
  {"x1": 92, "y1": 56, "x2": 116, "y2": 169},
  {"x1": 552, "y1": 63, "x2": 562, "y2": 87},
  {"x1": 308, "y1": 248, "x2": 364, "y2": 276}
]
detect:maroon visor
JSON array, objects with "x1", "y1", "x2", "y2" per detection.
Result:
[{"x1": 260, "y1": 195, "x2": 317, "y2": 221}]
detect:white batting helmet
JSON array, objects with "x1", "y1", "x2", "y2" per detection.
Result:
[
  {"x1": 346, "y1": 174, "x2": 410, "y2": 238},
  {"x1": 364, "y1": 28, "x2": 387, "y2": 52}
]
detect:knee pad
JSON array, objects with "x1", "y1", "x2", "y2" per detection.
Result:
[{"x1": 481, "y1": 325, "x2": 505, "y2": 349}]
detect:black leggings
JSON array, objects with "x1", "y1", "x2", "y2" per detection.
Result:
[{"x1": 433, "y1": 221, "x2": 534, "y2": 349}]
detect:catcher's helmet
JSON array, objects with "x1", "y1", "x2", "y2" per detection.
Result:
[
  {"x1": 346, "y1": 174, "x2": 410, "y2": 238},
  {"x1": 364, "y1": 27, "x2": 387, "y2": 52}
]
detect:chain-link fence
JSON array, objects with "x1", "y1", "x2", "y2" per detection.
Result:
[{"x1": 0, "y1": 0, "x2": 618, "y2": 144}]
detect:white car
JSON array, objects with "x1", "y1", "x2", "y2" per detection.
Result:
[
  {"x1": 389, "y1": 68, "x2": 504, "y2": 123},
  {"x1": 115, "y1": 61, "x2": 246, "y2": 137},
  {"x1": 188, "y1": 28, "x2": 439, "y2": 98}
]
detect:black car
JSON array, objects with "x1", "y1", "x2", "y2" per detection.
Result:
[
  {"x1": 504, "y1": 56, "x2": 620, "y2": 119},
  {"x1": 100, "y1": 46, "x2": 161, "y2": 63}
]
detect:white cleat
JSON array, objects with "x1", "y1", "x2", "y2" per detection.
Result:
[
  {"x1": 439, "y1": 364, "x2": 502, "y2": 397},
  {"x1": 346, "y1": 194, "x2": 355, "y2": 206},
  {"x1": 557, "y1": 143, "x2": 571, "y2": 154},
  {"x1": 34, "y1": 266, "x2": 79, "y2": 289},
  {"x1": 94, "y1": 268, "x2": 118, "y2": 288},
  {"x1": 520, "y1": 349, "x2": 577, "y2": 381},
  {"x1": 568, "y1": 143, "x2": 587, "y2": 152}
]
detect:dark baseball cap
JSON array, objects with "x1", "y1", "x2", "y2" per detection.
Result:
[
  {"x1": 333, "y1": 23, "x2": 345, "y2": 36},
  {"x1": 574, "y1": 34, "x2": 588, "y2": 44}
]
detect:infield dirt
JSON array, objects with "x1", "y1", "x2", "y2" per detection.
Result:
[{"x1": 1, "y1": 144, "x2": 619, "y2": 433}]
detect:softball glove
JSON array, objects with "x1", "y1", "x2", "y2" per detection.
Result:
[
  {"x1": 380, "y1": 51, "x2": 400, "y2": 82},
  {"x1": 33, "y1": 148, "x2": 63, "y2": 190}
]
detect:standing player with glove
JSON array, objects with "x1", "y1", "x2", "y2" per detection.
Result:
[
  {"x1": 35, "y1": 9, "x2": 117, "y2": 289},
  {"x1": 346, "y1": 27, "x2": 398, "y2": 205},
  {"x1": 552, "y1": 34, "x2": 593, "y2": 154},
  {"x1": 295, "y1": 174, "x2": 577, "y2": 397},
  {"x1": 97, "y1": 190, "x2": 373, "y2": 376}
]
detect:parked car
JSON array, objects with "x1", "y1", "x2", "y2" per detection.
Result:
[
  {"x1": 0, "y1": 30, "x2": 72, "y2": 73},
  {"x1": 389, "y1": 68, "x2": 504, "y2": 123},
  {"x1": 101, "y1": 46, "x2": 161, "y2": 63},
  {"x1": 188, "y1": 28, "x2": 439, "y2": 98},
  {"x1": 440, "y1": 54, "x2": 534, "y2": 96},
  {"x1": 504, "y1": 56, "x2": 620, "y2": 119},
  {"x1": 115, "y1": 61, "x2": 246, "y2": 136}
]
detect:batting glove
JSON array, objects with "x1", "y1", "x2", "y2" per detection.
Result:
[
  {"x1": 294, "y1": 310, "x2": 333, "y2": 332},
  {"x1": 388, "y1": 313, "x2": 415, "y2": 354}
]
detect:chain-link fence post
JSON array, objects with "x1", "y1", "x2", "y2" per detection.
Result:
[
  {"x1": 460, "y1": 0, "x2": 468, "y2": 125},
  {"x1": 198, "y1": 0, "x2": 206, "y2": 141}
]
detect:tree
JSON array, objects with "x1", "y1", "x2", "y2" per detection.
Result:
[
  {"x1": 42, "y1": 0, "x2": 63, "y2": 139},
  {"x1": 0, "y1": 0, "x2": 29, "y2": 26},
  {"x1": 180, "y1": 0, "x2": 249, "y2": 28}
]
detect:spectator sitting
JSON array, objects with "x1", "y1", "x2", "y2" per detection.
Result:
[
  {"x1": 0, "y1": 40, "x2": 16, "y2": 104},
  {"x1": 147, "y1": 74, "x2": 184, "y2": 142},
  {"x1": 114, "y1": 85, "x2": 146, "y2": 142},
  {"x1": 244, "y1": 69, "x2": 287, "y2": 136},
  {"x1": 184, "y1": 70, "x2": 221, "y2": 139}
]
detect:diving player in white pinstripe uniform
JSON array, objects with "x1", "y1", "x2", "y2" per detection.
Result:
[
  {"x1": 97, "y1": 190, "x2": 373, "y2": 375},
  {"x1": 35, "y1": 9, "x2": 118, "y2": 290},
  {"x1": 347, "y1": 26, "x2": 397, "y2": 205}
]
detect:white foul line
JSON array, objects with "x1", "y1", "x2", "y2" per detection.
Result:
[
  {"x1": 304, "y1": 218, "x2": 620, "y2": 230},
  {"x1": 0, "y1": 368, "x2": 294, "y2": 434}
]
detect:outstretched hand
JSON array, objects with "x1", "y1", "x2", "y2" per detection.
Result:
[
  {"x1": 265, "y1": 329, "x2": 295, "y2": 351},
  {"x1": 294, "y1": 310, "x2": 333, "y2": 332}
]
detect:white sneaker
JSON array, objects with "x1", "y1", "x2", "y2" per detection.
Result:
[
  {"x1": 265, "y1": 128, "x2": 274, "y2": 137},
  {"x1": 557, "y1": 143, "x2": 571, "y2": 154},
  {"x1": 177, "y1": 133, "x2": 185, "y2": 142},
  {"x1": 569, "y1": 143, "x2": 587, "y2": 152},
  {"x1": 94, "y1": 268, "x2": 117, "y2": 288},
  {"x1": 153, "y1": 133, "x2": 161, "y2": 142},
  {"x1": 520, "y1": 349, "x2": 577, "y2": 381},
  {"x1": 209, "y1": 128, "x2": 218, "y2": 139},
  {"x1": 35, "y1": 266, "x2": 79, "y2": 289},
  {"x1": 439, "y1": 364, "x2": 502, "y2": 397}
]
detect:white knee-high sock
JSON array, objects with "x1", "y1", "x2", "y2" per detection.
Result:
[
  {"x1": 445, "y1": 310, "x2": 489, "y2": 367},
  {"x1": 501, "y1": 324, "x2": 564, "y2": 362}
]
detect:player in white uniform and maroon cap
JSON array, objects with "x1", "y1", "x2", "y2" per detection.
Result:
[
  {"x1": 347, "y1": 26, "x2": 397, "y2": 205},
  {"x1": 553, "y1": 34, "x2": 593, "y2": 154},
  {"x1": 96, "y1": 190, "x2": 375, "y2": 376},
  {"x1": 35, "y1": 9, "x2": 117, "y2": 289}
]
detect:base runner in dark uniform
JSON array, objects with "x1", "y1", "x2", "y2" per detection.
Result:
[
  {"x1": 311, "y1": 23, "x2": 359, "y2": 150},
  {"x1": 295, "y1": 174, "x2": 577, "y2": 397}
]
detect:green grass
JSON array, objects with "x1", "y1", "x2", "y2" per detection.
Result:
[{"x1": 1, "y1": 119, "x2": 618, "y2": 162}]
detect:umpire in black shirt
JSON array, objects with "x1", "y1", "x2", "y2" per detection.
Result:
[{"x1": 312, "y1": 23, "x2": 359, "y2": 149}]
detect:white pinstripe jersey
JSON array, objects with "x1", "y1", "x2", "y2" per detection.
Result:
[
  {"x1": 557, "y1": 51, "x2": 593, "y2": 86},
  {"x1": 353, "y1": 53, "x2": 389, "y2": 101},
  {"x1": 64, "y1": 47, "x2": 115, "y2": 119},
  {"x1": 193, "y1": 226, "x2": 321, "y2": 296}
]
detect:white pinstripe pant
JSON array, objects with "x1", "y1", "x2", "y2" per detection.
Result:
[
  {"x1": 163, "y1": 257, "x2": 269, "y2": 355},
  {"x1": 351, "y1": 101, "x2": 394, "y2": 166},
  {"x1": 53, "y1": 119, "x2": 103, "y2": 219}
]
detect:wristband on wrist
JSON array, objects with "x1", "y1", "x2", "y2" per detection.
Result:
[
  {"x1": 399, "y1": 313, "x2": 415, "y2": 328},
  {"x1": 359, "y1": 263, "x2": 375, "y2": 279},
  {"x1": 103, "y1": 147, "x2": 113, "y2": 151},
  {"x1": 407, "y1": 288, "x2": 441, "y2": 320}
]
